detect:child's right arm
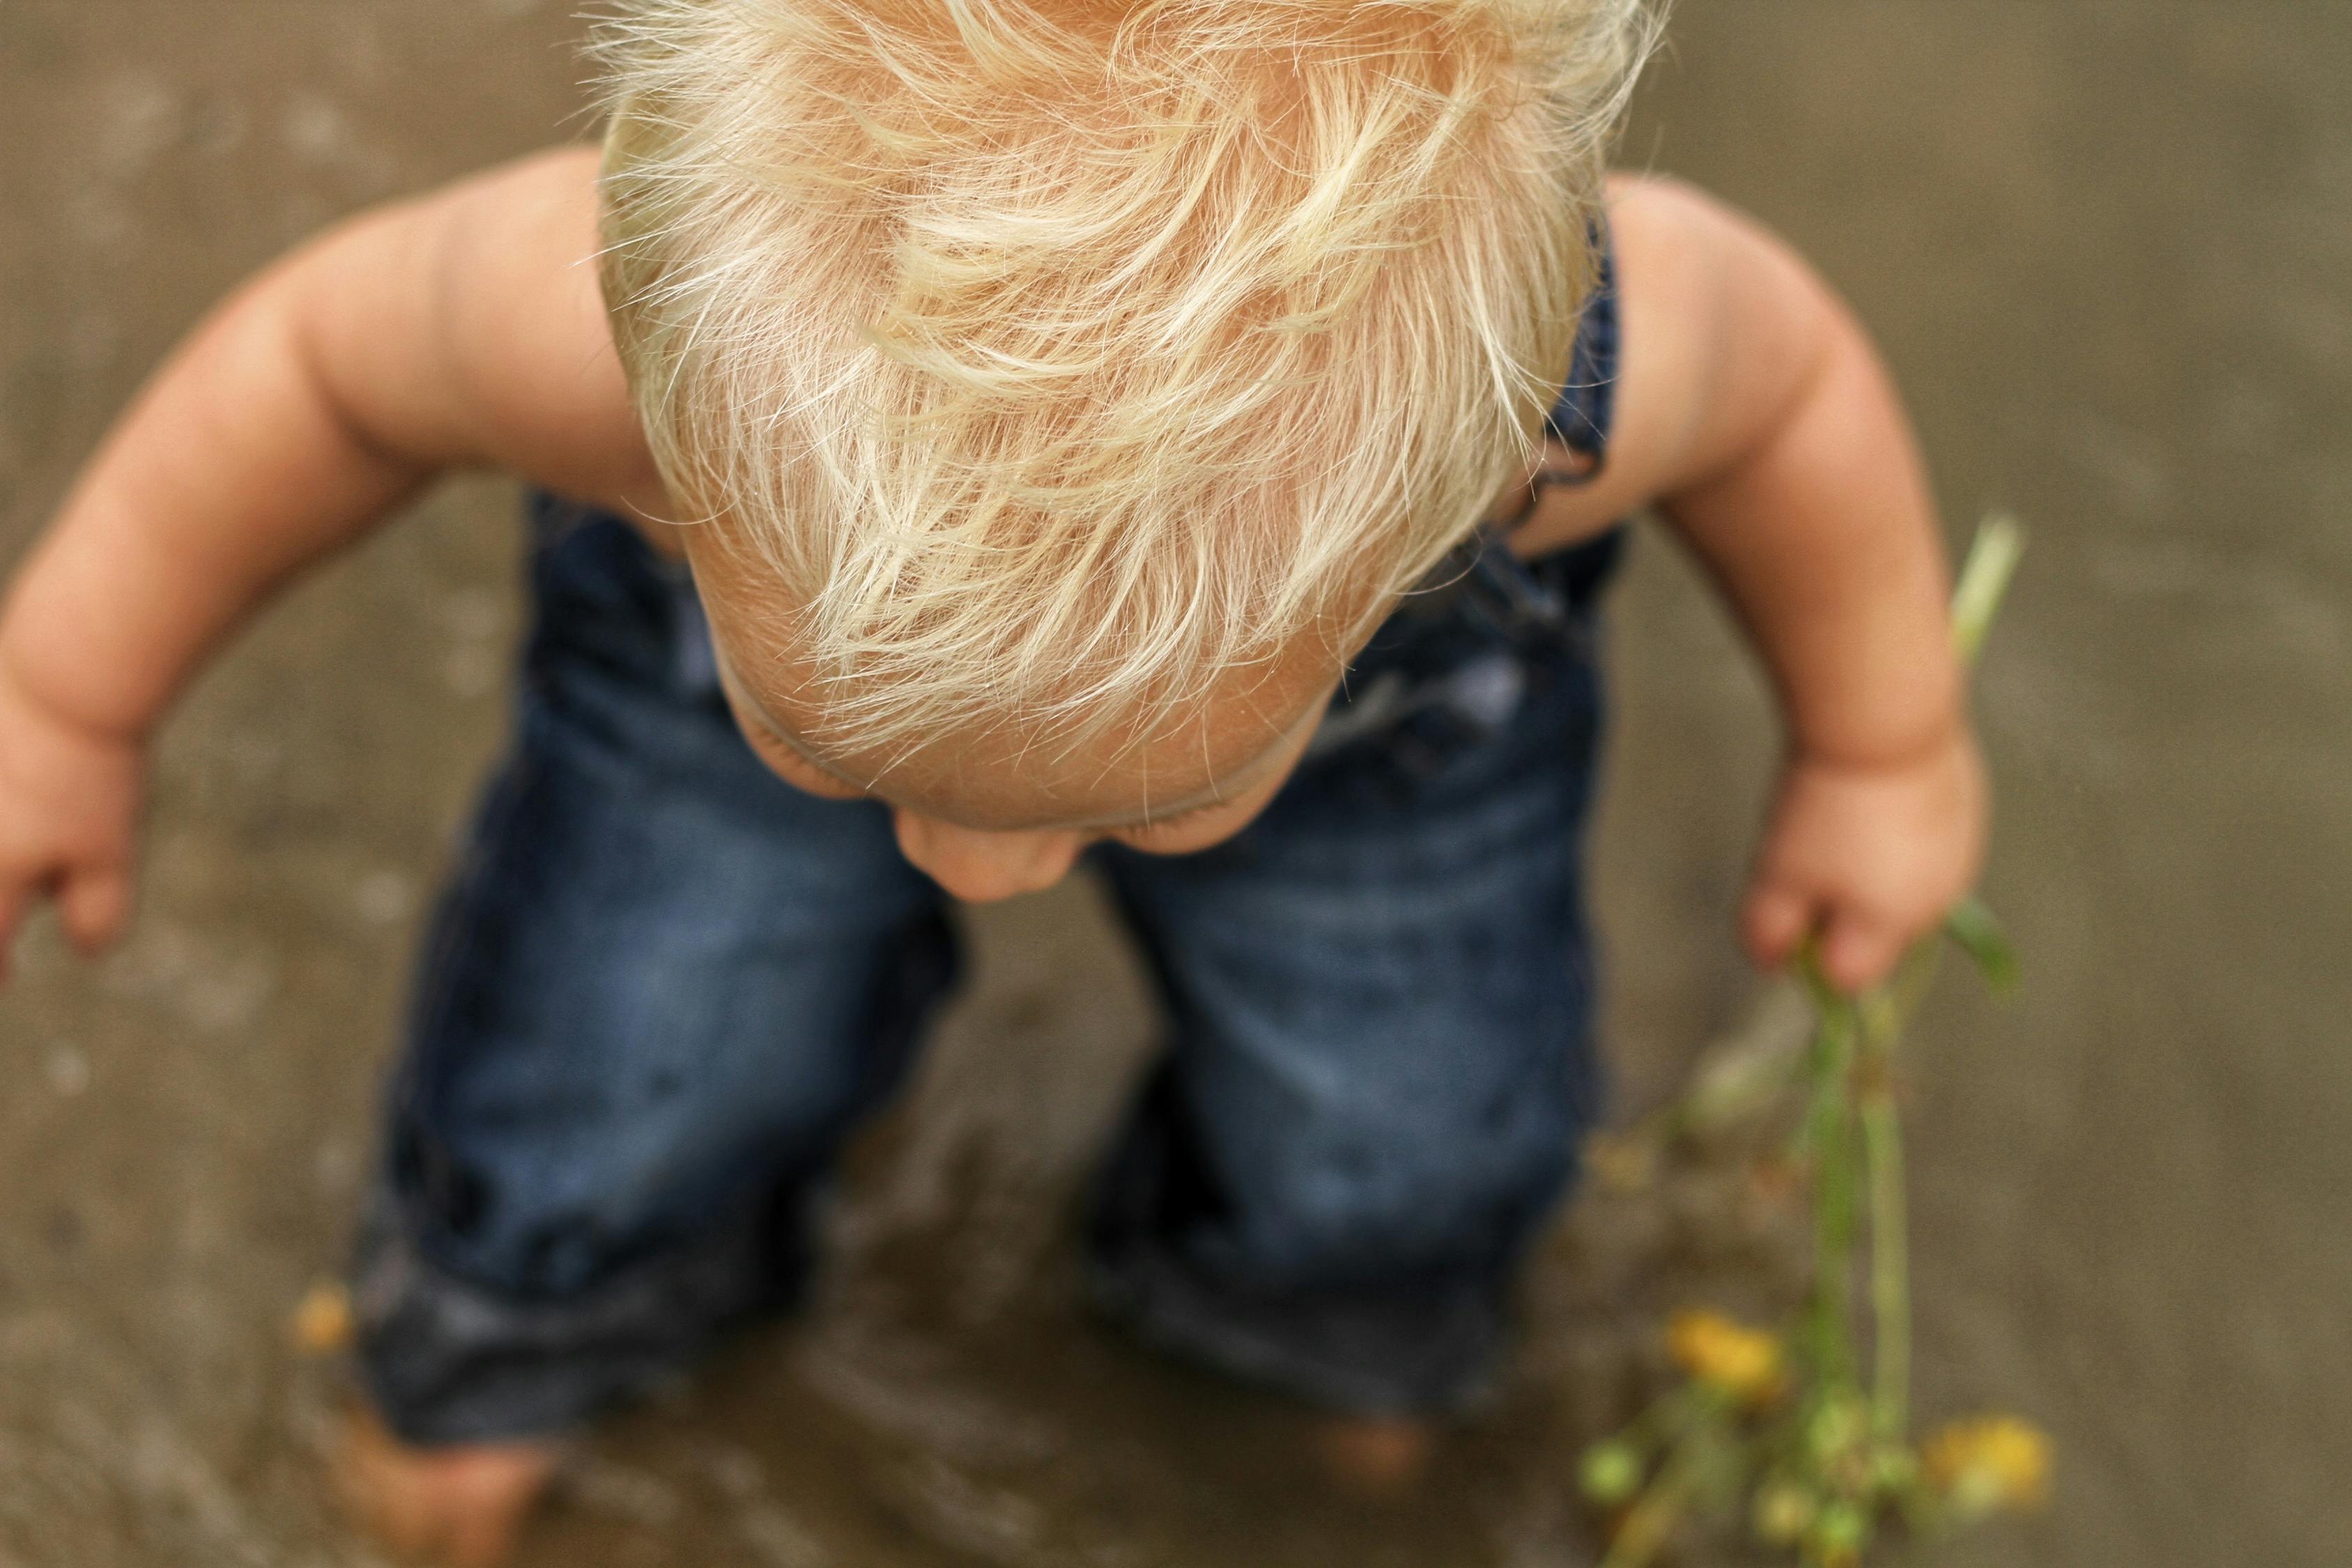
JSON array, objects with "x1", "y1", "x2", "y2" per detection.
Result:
[{"x1": 0, "y1": 146, "x2": 652, "y2": 978}]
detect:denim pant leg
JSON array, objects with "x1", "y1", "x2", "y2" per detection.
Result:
[
  {"x1": 1086, "y1": 543, "x2": 1616, "y2": 1417},
  {"x1": 355, "y1": 504, "x2": 954, "y2": 1446}
]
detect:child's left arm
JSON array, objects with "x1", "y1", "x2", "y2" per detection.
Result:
[{"x1": 1517, "y1": 178, "x2": 1985, "y2": 992}]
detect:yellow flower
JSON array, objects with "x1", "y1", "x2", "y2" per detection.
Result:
[
  {"x1": 289, "y1": 1279, "x2": 355, "y2": 1355},
  {"x1": 1751, "y1": 1482, "x2": 1815, "y2": 1545},
  {"x1": 1665, "y1": 1309, "x2": 1784, "y2": 1404},
  {"x1": 1923, "y1": 1415, "x2": 2052, "y2": 1516}
]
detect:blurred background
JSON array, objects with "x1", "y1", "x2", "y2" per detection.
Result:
[{"x1": 2, "y1": 2, "x2": 2346, "y2": 1565}]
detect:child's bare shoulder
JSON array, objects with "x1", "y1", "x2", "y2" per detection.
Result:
[
  {"x1": 1509, "y1": 174, "x2": 1848, "y2": 556},
  {"x1": 308, "y1": 146, "x2": 665, "y2": 525},
  {"x1": 435, "y1": 148, "x2": 665, "y2": 519}
]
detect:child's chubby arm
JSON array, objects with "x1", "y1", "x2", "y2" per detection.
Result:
[
  {"x1": 1514, "y1": 176, "x2": 1985, "y2": 992},
  {"x1": 0, "y1": 145, "x2": 654, "y2": 978}
]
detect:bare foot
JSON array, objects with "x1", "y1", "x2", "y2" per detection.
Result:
[
  {"x1": 334, "y1": 1404, "x2": 563, "y2": 1567},
  {"x1": 1314, "y1": 1415, "x2": 1436, "y2": 1495}
]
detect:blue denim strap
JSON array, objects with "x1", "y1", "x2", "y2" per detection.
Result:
[{"x1": 1543, "y1": 223, "x2": 1620, "y2": 472}]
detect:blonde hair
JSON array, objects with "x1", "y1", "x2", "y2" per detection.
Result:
[{"x1": 595, "y1": 0, "x2": 1653, "y2": 751}]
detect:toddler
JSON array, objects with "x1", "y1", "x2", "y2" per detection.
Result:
[{"x1": 0, "y1": 1, "x2": 1981, "y2": 1562}]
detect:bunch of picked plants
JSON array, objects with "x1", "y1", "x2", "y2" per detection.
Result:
[{"x1": 1578, "y1": 518, "x2": 2050, "y2": 1568}]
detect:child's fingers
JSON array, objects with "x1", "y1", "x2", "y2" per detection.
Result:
[
  {"x1": 1741, "y1": 882, "x2": 1814, "y2": 970},
  {"x1": 60, "y1": 863, "x2": 134, "y2": 953},
  {"x1": 1819, "y1": 908, "x2": 1904, "y2": 994}
]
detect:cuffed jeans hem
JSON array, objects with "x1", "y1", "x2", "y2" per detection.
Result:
[
  {"x1": 349, "y1": 1190, "x2": 809, "y2": 1447},
  {"x1": 1082, "y1": 1240, "x2": 1507, "y2": 1417}
]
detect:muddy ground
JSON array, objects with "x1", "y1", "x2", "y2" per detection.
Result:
[{"x1": 3, "y1": 3, "x2": 2349, "y2": 1565}]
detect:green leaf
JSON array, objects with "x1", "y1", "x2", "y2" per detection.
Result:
[
  {"x1": 1943, "y1": 898, "x2": 2019, "y2": 994},
  {"x1": 1951, "y1": 515, "x2": 2026, "y2": 668}
]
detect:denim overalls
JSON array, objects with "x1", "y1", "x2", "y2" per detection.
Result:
[{"x1": 355, "y1": 256, "x2": 1625, "y2": 1443}]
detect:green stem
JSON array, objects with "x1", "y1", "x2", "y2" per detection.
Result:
[
  {"x1": 1599, "y1": 1447, "x2": 1699, "y2": 1568},
  {"x1": 1614, "y1": 1383, "x2": 1711, "y2": 1461},
  {"x1": 1858, "y1": 943, "x2": 1937, "y2": 1446},
  {"x1": 1861, "y1": 1086, "x2": 1910, "y2": 1445},
  {"x1": 1800, "y1": 962, "x2": 1860, "y2": 1392}
]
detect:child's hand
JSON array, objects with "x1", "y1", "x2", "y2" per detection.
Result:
[
  {"x1": 1740, "y1": 729, "x2": 1986, "y2": 994},
  {"x1": 0, "y1": 662, "x2": 143, "y2": 983}
]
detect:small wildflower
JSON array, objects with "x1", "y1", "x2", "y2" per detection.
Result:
[
  {"x1": 1870, "y1": 1445, "x2": 1919, "y2": 1496},
  {"x1": 1806, "y1": 1501, "x2": 1867, "y2": 1567},
  {"x1": 290, "y1": 1279, "x2": 355, "y2": 1355},
  {"x1": 1751, "y1": 1480, "x2": 1815, "y2": 1545},
  {"x1": 1804, "y1": 1393, "x2": 1868, "y2": 1463},
  {"x1": 1665, "y1": 1309, "x2": 1784, "y2": 1404},
  {"x1": 1579, "y1": 1440, "x2": 1645, "y2": 1507},
  {"x1": 1923, "y1": 1415, "x2": 2052, "y2": 1516}
]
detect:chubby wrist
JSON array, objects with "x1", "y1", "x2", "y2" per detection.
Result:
[
  {"x1": 0, "y1": 611, "x2": 151, "y2": 751},
  {"x1": 1786, "y1": 692, "x2": 1971, "y2": 776}
]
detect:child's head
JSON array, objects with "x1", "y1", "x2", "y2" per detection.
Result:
[{"x1": 594, "y1": 0, "x2": 1648, "y2": 898}]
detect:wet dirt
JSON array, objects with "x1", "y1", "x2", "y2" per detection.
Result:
[{"x1": 3, "y1": 3, "x2": 2349, "y2": 1565}]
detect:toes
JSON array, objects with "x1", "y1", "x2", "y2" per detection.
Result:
[
  {"x1": 331, "y1": 1406, "x2": 558, "y2": 1567},
  {"x1": 1315, "y1": 1416, "x2": 1436, "y2": 1495}
]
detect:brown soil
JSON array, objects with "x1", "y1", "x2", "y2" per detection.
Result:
[{"x1": 3, "y1": 3, "x2": 2348, "y2": 1565}]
